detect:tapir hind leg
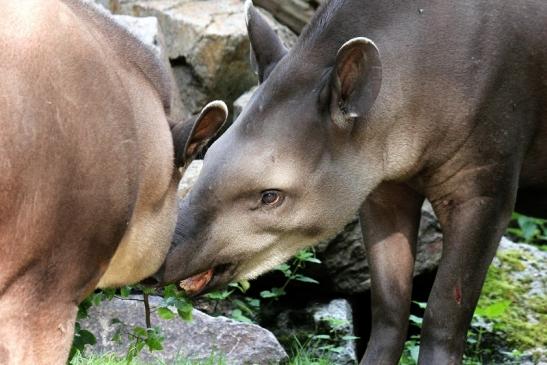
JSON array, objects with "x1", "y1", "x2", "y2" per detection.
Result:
[
  {"x1": 359, "y1": 182, "x2": 424, "y2": 365},
  {"x1": 418, "y1": 168, "x2": 518, "y2": 364}
]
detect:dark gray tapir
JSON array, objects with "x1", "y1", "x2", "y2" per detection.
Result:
[{"x1": 154, "y1": 0, "x2": 547, "y2": 363}]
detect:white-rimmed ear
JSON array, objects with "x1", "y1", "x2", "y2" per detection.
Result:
[
  {"x1": 329, "y1": 37, "x2": 382, "y2": 129},
  {"x1": 245, "y1": 0, "x2": 287, "y2": 83},
  {"x1": 171, "y1": 101, "x2": 228, "y2": 167}
]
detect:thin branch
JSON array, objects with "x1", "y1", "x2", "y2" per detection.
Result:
[{"x1": 143, "y1": 293, "x2": 152, "y2": 328}]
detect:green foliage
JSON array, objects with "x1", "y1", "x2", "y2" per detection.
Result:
[
  {"x1": 71, "y1": 350, "x2": 335, "y2": 365},
  {"x1": 470, "y1": 248, "x2": 546, "y2": 355},
  {"x1": 286, "y1": 337, "x2": 339, "y2": 365},
  {"x1": 71, "y1": 248, "x2": 322, "y2": 363},
  {"x1": 311, "y1": 317, "x2": 356, "y2": 355},
  {"x1": 507, "y1": 212, "x2": 547, "y2": 246},
  {"x1": 161, "y1": 284, "x2": 194, "y2": 321},
  {"x1": 260, "y1": 248, "x2": 320, "y2": 300},
  {"x1": 70, "y1": 352, "x2": 227, "y2": 365},
  {"x1": 203, "y1": 247, "x2": 322, "y2": 323},
  {"x1": 70, "y1": 323, "x2": 97, "y2": 360},
  {"x1": 401, "y1": 237, "x2": 546, "y2": 364},
  {"x1": 71, "y1": 284, "x2": 194, "y2": 361}
]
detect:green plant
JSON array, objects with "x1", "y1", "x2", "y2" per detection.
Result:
[
  {"x1": 309, "y1": 316, "x2": 358, "y2": 356},
  {"x1": 399, "y1": 301, "x2": 425, "y2": 365},
  {"x1": 71, "y1": 248, "x2": 322, "y2": 362},
  {"x1": 71, "y1": 284, "x2": 194, "y2": 361},
  {"x1": 70, "y1": 288, "x2": 118, "y2": 360},
  {"x1": 70, "y1": 352, "x2": 228, "y2": 365},
  {"x1": 287, "y1": 336, "x2": 337, "y2": 365},
  {"x1": 202, "y1": 247, "x2": 322, "y2": 324},
  {"x1": 260, "y1": 248, "x2": 321, "y2": 300},
  {"x1": 507, "y1": 212, "x2": 547, "y2": 245}
]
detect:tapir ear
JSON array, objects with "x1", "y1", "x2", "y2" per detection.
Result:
[
  {"x1": 329, "y1": 37, "x2": 382, "y2": 129},
  {"x1": 245, "y1": 0, "x2": 288, "y2": 83},
  {"x1": 171, "y1": 101, "x2": 228, "y2": 167}
]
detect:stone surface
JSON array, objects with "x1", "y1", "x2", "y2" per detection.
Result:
[
  {"x1": 110, "y1": 0, "x2": 255, "y2": 115},
  {"x1": 104, "y1": 0, "x2": 297, "y2": 119},
  {"x1": 80, "y1": 296, "x2": 288, "y2": 364},
  {"x1": 492, "y1": 237, "x2": 547, "y2": 365},
  {"x1": 271, "y1": 299, "x2": 358, "y2": 365},
  {"x1": 233, "y1": 86, "x2": 258, "y2": 120},
  {"x1": 496, "y1": 237, "x2": 546, "y2": 299},
  {"x1": 254, "y1": 0, "x2": 320, "y2": 33},
  {"x1": 178, "y1": 160, "x2": 203, "y2": 199},
  {"x1": 91, "y1": 1, "x2": 188, "y2": 119}
]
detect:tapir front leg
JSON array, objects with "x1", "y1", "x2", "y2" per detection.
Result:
[
  {"x1": 360, "y1": 182, "x2": 424, "y2": 365},
  {"x1": 418, "y1": 167, "x2": 518, "y2": 364}
]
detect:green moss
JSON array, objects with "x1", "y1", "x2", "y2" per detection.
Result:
[{"x1": 474, "y1": 249, "x2": 547, "y2": 352}]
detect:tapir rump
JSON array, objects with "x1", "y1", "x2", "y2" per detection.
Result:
[{"x1": 153, "y1": 0, "x2": 547, "y2": 364}]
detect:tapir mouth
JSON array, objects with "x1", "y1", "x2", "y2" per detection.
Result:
[{"x1": 179, "y1": 263, "x2": 234, "y2": 296}]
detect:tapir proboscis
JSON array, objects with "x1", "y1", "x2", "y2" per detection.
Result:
[
  {"x1": 151, "y1": 0, "x2": 547, "y2": 364},
  {"x1": 0, "y1": 1, "x2": 228, "y2": 363}
]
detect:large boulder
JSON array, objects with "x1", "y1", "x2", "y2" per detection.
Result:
[
  {"x1": 253, "y1": 0, "x2": 321, "y2": 33},
  {"x1": 89, "y1": 1, "x2": 188, "y2": 120},
  {"x1": 233, "y1": 86, "x2": 258, "y2": 120},
  {"x1": 80, "y1": 295, "x2": 288, "y2": 364},
  {"x1": 471, "y1": 237, "x2": 546, "y2": 365},
  {"x1": 106, "y1": 0, "x2": 297, "y2": 119},
  {"x1": 111, "y1": 14, "x2": 187, "y2": 120},
  {"x1": 178, "y1": 160, "x2": 203, "y2": 199}
]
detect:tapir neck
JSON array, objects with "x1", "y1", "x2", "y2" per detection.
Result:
[{"x1": 296, "y1": 0, "x2": 408, "y2": 67}]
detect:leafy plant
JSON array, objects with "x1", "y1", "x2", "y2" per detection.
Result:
[
  {"x1": 507, "y1": 212, "x2": 547, "y2": 246},
  {"x1": 71, "y1": 284, "x2": 194, "y2": 361},
  {"x1": 260, "y1": 248, "x2": 320, "y2": 300},
  {"x1": 202, "y1": 247, "x2": 322, "y2": 324},
  {"x1": 71, "y1": 248, "x2": 322, "y2": 362},
  {"x1": 286, "y1": 336, "x2": 338, "y2": 365}
]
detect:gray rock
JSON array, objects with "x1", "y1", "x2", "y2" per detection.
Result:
[
  {"x1": 89, "y1": 1, "x2": 188, "y2": 120},
  {"x1": 108, "y1": 0, "x2": 254, "y2": 117},
  {"x1": 474, "y1": 237, "x2": 547, "y2": 365},
  {"x1": 106, "y1": 0, "x2": 297, "y2": 118},
  {"x1": 497, "y1": 237, "x2": 547, "y2": 299},
  {"x1": 233, "y1": 87, "x2": 258, "y2": 120},
  {"x1": 80, "y1": 295, "x2": 288, "y2": 364},
  {"x1": 254, "y1": 0, "x2": 320, "y2": 34},
  {"x1": 272, "y1": 299, "x2": 358, "y2": 365},
  {"x1": 178, "y1": 160, "x2": 203, "y2": 199},
  {"x1": 112, "y1": 15, "x2": 165, "y2": 57}
]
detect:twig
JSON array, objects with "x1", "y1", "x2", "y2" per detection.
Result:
[{"x1": 143, "y1": 293, "x2": 151, "y2": 328}]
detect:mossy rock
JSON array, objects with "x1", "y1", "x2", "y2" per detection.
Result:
[{"x1": 467, "y1": 238, "x2": 546, "y2": 364}]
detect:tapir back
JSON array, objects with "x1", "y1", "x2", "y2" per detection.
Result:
[{"x1": 295, "y1": 0, "x2": 547, "y2": 187}]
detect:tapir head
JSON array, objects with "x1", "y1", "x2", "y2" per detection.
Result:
[{"x1": 155, "y1": 1, "x2": 384, "y2": 293}]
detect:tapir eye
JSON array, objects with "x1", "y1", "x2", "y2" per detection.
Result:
[{"x1": 261, "y1": 190, "x2": 283, "y2": 207}]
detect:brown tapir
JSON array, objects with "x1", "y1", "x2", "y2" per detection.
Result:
[
  {"x1": 153, "y1": 0, "x2": 547, "y2": 364},
  {"x1": 0, "y1": 1, "x2": 227, "y2": 363}
]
